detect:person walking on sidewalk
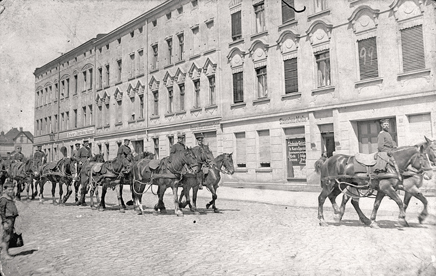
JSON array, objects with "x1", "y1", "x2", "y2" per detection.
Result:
[{"x1": 0, "y1": 181, "x2": 19, "y2": 259}]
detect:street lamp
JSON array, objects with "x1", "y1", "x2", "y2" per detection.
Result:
[{"x1": 49, "y1": 131, "x2": 55, "y2": 162}]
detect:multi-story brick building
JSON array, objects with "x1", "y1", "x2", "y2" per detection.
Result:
[{"x1": 34, "y1": 0, "x2": 436, "y2": 189}]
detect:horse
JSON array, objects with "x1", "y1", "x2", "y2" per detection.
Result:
[
  {"x1": 70, "y1": 154, "x2": 105, "y2": 204},
  {"x1": 79, "y1": 154, "x2": 131, "y2": 212},
  {"x1": 7, "y1": 158, "x2": 35, "y2": 201},
  {"x1": 179, "y1": 152, "x2": 235, "y2": 214},
  {"x1": 315, "y1": 136, "x2": 434, "y2": 228},
  {"x1": 132, "y1": 148, "x2": 199, "y2": 216},
  {"x1": 38, "y1": 157, "x2": 79, "y2": 205}
]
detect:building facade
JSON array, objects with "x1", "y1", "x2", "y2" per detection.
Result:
[{"x1": 34, "y1": 0, "x2": 436, "y2": 189}]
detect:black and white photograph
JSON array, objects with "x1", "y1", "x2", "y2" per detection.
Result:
[{"x1": 0, "y1": 0, "x2": 436, "y2": 275}]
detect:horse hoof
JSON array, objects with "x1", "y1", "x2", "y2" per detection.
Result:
[
  {"x1": 206, "y1": 203, "x2": 211, "y2": 209},
  {"x1": 418, "y1": 215, "x2": 426, "y2": 224},
  {"x1": 53, "y1": 202, "x2": 58, "y2": 206},
  {"x1": 137, "y1": 211, "x2": 143, "y2": 215},
  {"x1": 119, "y1": 209, "x2": 125, "y2": 213},
  {"x1": 153, "y1": 211, "x2": 159, "y2": 216},
  {"x1": 398, "y1": 219, "x2": 409, "y2": 228},
  {"x1": 160, "y1": 209, "x2": 167, "y2": 214},
  {"x1": 154, "y1": 205, "x2": 159, "y2": 211},
  {"x1": 213, "y1": 209, "x2": 219, "y2": 213},
  {"x1": 176, "y1": 211, "x2": 184, "y2": 217},
  {"x1": 91, "y1": 206, "x2": 97, "y2": 210},
  {"x1": 319, "y1": 221, "x2": 329, "y2": 227},
  {"x1": 98, "y1": 208, "x2": 105, "y2": 212},
  {"x1": 194, "y1": 211, "x2": 200, "y2": 215},
  {"x1": 370, "y1": 222, "x2": 380, "y2": 229},
  {"x1": 333, "y1": 214, "x2": 342, "y2": 222}
]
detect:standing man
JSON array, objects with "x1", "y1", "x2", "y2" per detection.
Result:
[
  {"x1": 77, "y1": 140, "x2": 92, "y2": 164},
  {"x1": 117, "y1": 139, "x2": 132, "y2": 161},
  {"x1": 34, "y1": 145, "x2": 46, "y2": 166},
  {"x1": 13, "y1": 146, "x2": 24, "y2": 162},
  {"x1": 0, "y1": 181, "x2": 19, "y2": 259}
]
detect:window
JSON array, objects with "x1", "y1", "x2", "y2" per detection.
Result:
[
  {"x1": 66, "y1": 78, "x2": 70, "y2": 97},
  {"x1": 49, "y1": 86, "x2": 53, "y2": 102},
  {"x1": 152, "y1": 20, "x2": 157, "y2": 27},
  {"x1": 191, "y1": 0, "x2": 198, "y2": 7},
  {"x1": 193, "y1": 80, "x2": 200, "y2": 108},
  {"x1": 66, "y1": 112, "x2": 69, "y2": 130},
  {"x1": 178, "y1": 34, "x2": 184, "y2": 61},
  {"x1": 139, "y1": 95, "x2": 144, "y2": 119},
  {"x1": 89, "y1": 105, "x2": 93, "y2": 125},
  {"x1": 130, "y1": 31, "x2": 134, "y2": 38},
  {"x1": 73, "y1": 109, "x2": 77, "y2": 128},
  {"x1": 98, "y1": 68, "x2": 103, "y2": 89},
  {"x1": 314, "y1": 0, "x2": 327, "y2": 13},
  {"x1": 315, "y1": 51, "x2": 330, "y2": 87},
  {"x1": 256, "y1": 66, "x2": 267, "y2": 98},
  {"x1": 105, "y1": 143, "x2": 110, "y2": 160},
  {"x1": 153, "y1": 91, "x2": 159, "y2": 115},
  {"x1": 54, "y1": 115, "x2": 58, "y2": 132},
  {"x1": 258, "y1": 130, "x2": 271, "y2": 167},
  {"x1": 166, "y1": 12, "x2": 171, "y2": 20},
  {"x1": 89, "y1": 68, "x2": 93, "y2": 89},
  {"x1": 235, "y1": 132, "x2": 246, "y2": 168},
  {"x1": 168, "y1": 136, "x2": 174, "y2": 150},
  {"x1": 82, "y1": 106, "x2": 87, "y2": 126},
  {"x1": 138, "y1": 50, "x2": 144, "y2": 74},
  {"x1": 74, "y1": 75, "x2": 78, "y2": 94},
  {"x1": 117, "y1": 59, "x2": 122, "y2": 82},
  {"x1": 152, "y1": 45, "x2": 158, "y2": 70},
  {"x1": 401, "y1": 25, "x2": 425, "y2": 72},
  {"x1": 153, "y1": 138, "x2": 159, "y2": 159},
  {"x1": 208, "y1": 76, "x2": 215, "y2": 105},
  {"x1": 358, "y1": 37, "x2": 378, "y2": 80},
  {"x1": 168, "y1": 87, "x2": 174, "y2": 113},
  {"x1": 97, "y1": 106, "x2": 102, "y2": 128},
  {"x1": 82, "y1": 71, "x2": 87, "y2": 91},
  {"x1": 179, "y1": 84, "x2": 185, "y2": 111},
  {"x1": 284, "y1": 58, "x2": 298, "y2": 93},
  {"x1": 233, "y1": 72, "x2": 243, "y2": 103},
  {"x1": 36, "y1": 91, "x2": 39, "y2": 106},
  {"x1": 282, "y1": 0, "x2": 295, "y2": 24},
  {"x1": 45, "y1": 117, "x2": 48, "y2": 133},
  {"x1": 231, "y1": 11, "x2": 242, "y2": 41},
  {"x1": 54, "y1": 84, "x2": 58, "y2": 100},
  {"x1": 116, "y1": 101, "x2": 122, "y2": 123},
  {"x1": 130, "y1": 54, "x2": 135, "y2": 78},
  {"x1": 49, "y1": 116, "x2": 52, "y2": 133},
  {"x1": 61, "y1": 113, "x2": 64, "y2": 131},
  {"x1": 254, "y1": 2, "x2": 265, "y2": 33},
  {"x1": 105, "y1": 65, "x2": 110, "y2": 86},
  {"x1": 167, "y1": 39, "x2": 172, "y2": 65},
  {"x1": 104, "y1": 101, "x2": 110, "y2": 126},
  {"x1": 177, "y1": 7, "x2": 183, "y2": 14}
]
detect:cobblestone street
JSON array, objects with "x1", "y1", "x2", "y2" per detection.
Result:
[{"x1": 1, "y1": 186, "x2": 436, "y2": 276}]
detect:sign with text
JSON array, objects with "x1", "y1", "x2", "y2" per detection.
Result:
[
  {"x1": 66, "y1": 128, "x2": 95, "y2": 138},
  {"x1": 287, "y1": 138, "x2": 306, "y2": 166},
  {"x1": 279, "y1": 115, "x2": 307, "y2": 125},
  {"x1": 190, "y1": 121, "x2": 220, "y2": 131}
]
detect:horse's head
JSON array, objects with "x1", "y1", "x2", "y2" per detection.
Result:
[
  {"x1": 410, "y1": 143, "x2": 434, "y2": 180},
  {"x1": 92, "y1": 154, "x2": 105, "y2": 163},
  {"x1": 220, "y1": 153, "x2": 235, "y2": 175},
  {"x1": 143, "y1": 151, "x2": 155, "y2": 160},
  {"x1": 184, "y1": 147, "x2": 200, "y2": 173},
  {"x1": 423, "y1": 136, "x2": 436, "y2": 166}
]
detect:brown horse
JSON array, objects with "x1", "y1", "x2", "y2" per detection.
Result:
[
  {"x1": 71, "y1": 154, "x2": 105, "y2": 204},
  {"x1": 315, "y1": 137, "x2": 434, "y2": 228},
  {"x1": 8, "y1": 158, "x2": 35, "y2": 201},
  {"x1": 79, "y1": 154, "x2": 131, "y2": 212},
  {"x1": 38, "y1": 157, "x2": 79, "y2": 205},
  {"x1": 179, "y1": 152, "x2": 235, "y2": 213}
]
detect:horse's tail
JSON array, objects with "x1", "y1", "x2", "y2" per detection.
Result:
[{"x1": 314, "y1": 156, "x2": 327, "y2": 175}]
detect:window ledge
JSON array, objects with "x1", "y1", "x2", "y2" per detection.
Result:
[
  {"x1": 235, "y1": 168, "x2": 248, "y2": 173},
  {"x1": 203, "y1": 48, "x2": 216, "y2": 55},
  {"x1": 128, "y1": 76, "x2": 136, "y2": 81},
  {"x1": 278, "y1": 20, "x2": 298, "y2": 31},
  {"x1": 97, "y1": 88, "x2": 103, "y2": 92},
  {"x1": 250, "y1": 30, "x2": 268, "y2": 41},
  {"x1": 229, "y1": 38, "x2": 244, "y2": 48},
  {"x1": 355, "y1": 77, "x2": 383, "y2": 88},
  {"x1": 190, "y1": 107, "x2": 202, "y2": 112},
  {"x1": 205, "y1": 104, "x2": 218, "y2": 110},
  {"x1": 88, "y1": 88, "x2": 92, "y2": 92},
  {"x1": 115, "y1": 122, "x2": 123, "y2": 126},
  {"x1": 150, "y1": 115, "x2": 160, "y2": 120},
  {"x1": 189, "y1": 54, "x2": 201, "y2": 60},
  {"x1": 255, "y1": 168, "x2": 272, "y2": 173},
  {"x1": 96, "y1": 127, "x2": 103, "y2": 130},
  {"x1": 103, "y1": 124, "x2": 110, "y2": 129},
  {"x1": 164, "y1": 112, "x2": 175, "y2": 117},
  {"x1": 176, "y1": 110, "x2": 187, "y2": 115},
  {"x1": 281, "y1": 92, "x2": 302, "y2": 100},
  {"x1": 103, "y1": 86, "x2": 110, "y2": 89},
  {"x1": 253, "y1": 97, "x2": 270, "y2": 105},
  {"x1": 164, "y1": 64, "x2": 174, "y2": 69},
  {"x1": 397, "y1": 68, "x2": 431, "y2": 80},
  {"x1": 136, "y1": 73, "x2": 145, "y2": 78},
  {"x1": 81, "y1": 90, "x2": 87, "y2": 93},
  {"x1": 128, "y1": 120, "x2": 136, "y2": 124},
  {"x1": 230, "y1": 102, "x2": 246, "y2": 109},
  {"x1": 175, "y1": 60, "x2": 185, "y2": 66},
  {"x1": 150, "y1": 68, "x2": 159, "y2": 73},
  {"x1": 115, "y1": 81, "x2": 123, "y2": 85},
  {"x1": 312, "y1": 86, "x2": 335, "y2": 95},
  {"x1": 307, "y1": 9, "x2": 331, "y2": 21}
]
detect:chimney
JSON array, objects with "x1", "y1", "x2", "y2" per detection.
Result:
[{"x1": 20, "y1": 127, "x2": 23, "y2": 132}]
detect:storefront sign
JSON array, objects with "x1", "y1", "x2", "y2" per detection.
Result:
[
  {"x1": 66, "y1": 128, "x2": 95, "y2": 138},
  {"x1": 190, "y1": 121, "x2": 220, "y2": 131},
  {"x1": 279, "y1": 115, "x2": 307, "y2": 125},
  {"x1": 287, "y1": 138, "x2": 306, "y2": 166}
]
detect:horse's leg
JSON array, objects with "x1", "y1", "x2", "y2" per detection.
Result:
[
  {"x1": 327, "y1": 187, "x2": 342, "y2": 221},
  {"x1": 154, "y1": 183, "x2": 167, "y2": 215},
  {"x1": 59, "y1": 180, "x2": 64, "y2": 205},
  {"x1": 63, "y1": 180, "x2": 73, "y2": 204},
  {"x1": 380, "y1": 179, "x2": 408, "y2": 227},
  {"x1": 318, "y1": 180, "x2": 334, "y2": 227},
  {"x1": 349, "y1": 197, "x2": 371, "y2": 226},
  {"x1": 206, "y1": 183, "x2": 219, "y2": 213},
  {"x1": 370, "y1": 190, "x2": 386, "y2": 229},
  {"x1": 403, "y1": 180, "x2": 428, "y2": 224},
  {"x1": 39, "y1": 177, "x2": 46, "y2": 203},
  {"x1": 178, "y1": 187, "x2": 187, "y2": 209},
  {"x1": 119, "y1": 184, "x2": 126, "y2": 210},
  {"x1": 74, "y1": 180, "x2": 81, "y2": 203},
  {"x1": 116, "y1": 184, "x2": 125, "y2": 213},
  {"x1": 133, "y1": 182, "x2": 145, "y2": 215},
  {"x1": 51, "y1": 179, "x2": 57, "y2": 205},
  {"x1": 172, "y1": 183, "x2": 183, "y2": 217}
]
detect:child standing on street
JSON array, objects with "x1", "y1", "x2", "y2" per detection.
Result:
[{"x1": 0, "y1": 181, "x2": 18, "y2": 259}]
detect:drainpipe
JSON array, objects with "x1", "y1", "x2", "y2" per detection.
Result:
[{"x1": 144, "y1": 20, "x2": 149, "y2": 148}]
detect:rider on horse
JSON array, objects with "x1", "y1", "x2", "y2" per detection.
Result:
[
  {"x1": 169, "y1": 133, "x2": 187, "y2": 186},
  {"x1": 117, "y1": 139, "x2": 132, "y2": 162},
  {"x1": 72, "y1": 143, "x2": 81, "y2": 159},
  {"x1": 195, "y1": 133, "x2": 215, "y2": 190},
  {"x1": 77, "y1": 140, "x2": 92, "y2": 170},
  {"x1": 13, "y1": 146, "x2": 25, "y2": 162}
]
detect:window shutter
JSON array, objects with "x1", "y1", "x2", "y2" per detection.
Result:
[
  {"x1": 235, "y1": 133, "x2": 246, "y2": 166},
  {"x1": 401, "y1": 25, "x2": 425, "y2": 72},
  {"x1": 281, "y1": 0, "x2": 295, "y2": 24},
  {"x1": 284, "y1": 58, "x2": 298, "y2": 93},
  {"x1": 358, "y1": 37, "x2": 378, "y2": 79},
  {"x1": 258, "y1": 130, "x2": 270, "y2": 165},
  {"x1": 232, "y1": 11, "x2": 241, "y2": 38}
]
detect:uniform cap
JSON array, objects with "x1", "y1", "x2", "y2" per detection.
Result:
[
  {"x1": 196, "y1": 133, "x2": 205, "y2": 139},
  {"x1": 177, "y1": 134, "x2": 184, "y2": 138},
  {"x1": 83, "y1": 140, "x2": 89, "y2": 143},
  {"x1": 124, "y1": 139, "x2": 130, "y2": 142},
  {"x1": 380, "y1": 119, "x2": 390, "y2": 124},
  {"x1": 37, "y1": 145, "x2": 42, "y2": 148},
  {"x1": 75, "y1": 143, "x2": 81, "y2": 146}
]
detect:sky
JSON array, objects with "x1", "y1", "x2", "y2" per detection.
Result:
[{"x1": 0, "y1": 0, "x2": 164, "y2": 135}]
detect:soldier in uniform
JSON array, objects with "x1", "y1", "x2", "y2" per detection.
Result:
[
  {"x1": 33, "y1": 145, "x2": 46, "y2": 176},
  {"x1": 77, "y1": 140, "x2": 92, "y2": 164},
  {"x1": 195, "y1": 133, "x2": 215, "y2": 190},
  {"x1": 13, "y1": 146, "x2": 25, "y2": 162},
  {"x1": 117, "y1": 139, "x2": 132, "y2": 161},
  {"x1": 377, "y1": 119, "x2": 397, "y2": 154},
  {"x1": 170, "y1": 134, "x2": 186, "y2": 158},
  {"x1": 72, "y1": 143, "x2": 81, "y2": 159}
]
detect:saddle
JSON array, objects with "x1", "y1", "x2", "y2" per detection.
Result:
[{"x1": 354, "y1": 152, "x2": 390, "y2": 174}]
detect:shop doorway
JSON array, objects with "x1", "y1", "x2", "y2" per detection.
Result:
[{"x1": 321, "y1": 133, "x2": 335, "y2": 158}]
